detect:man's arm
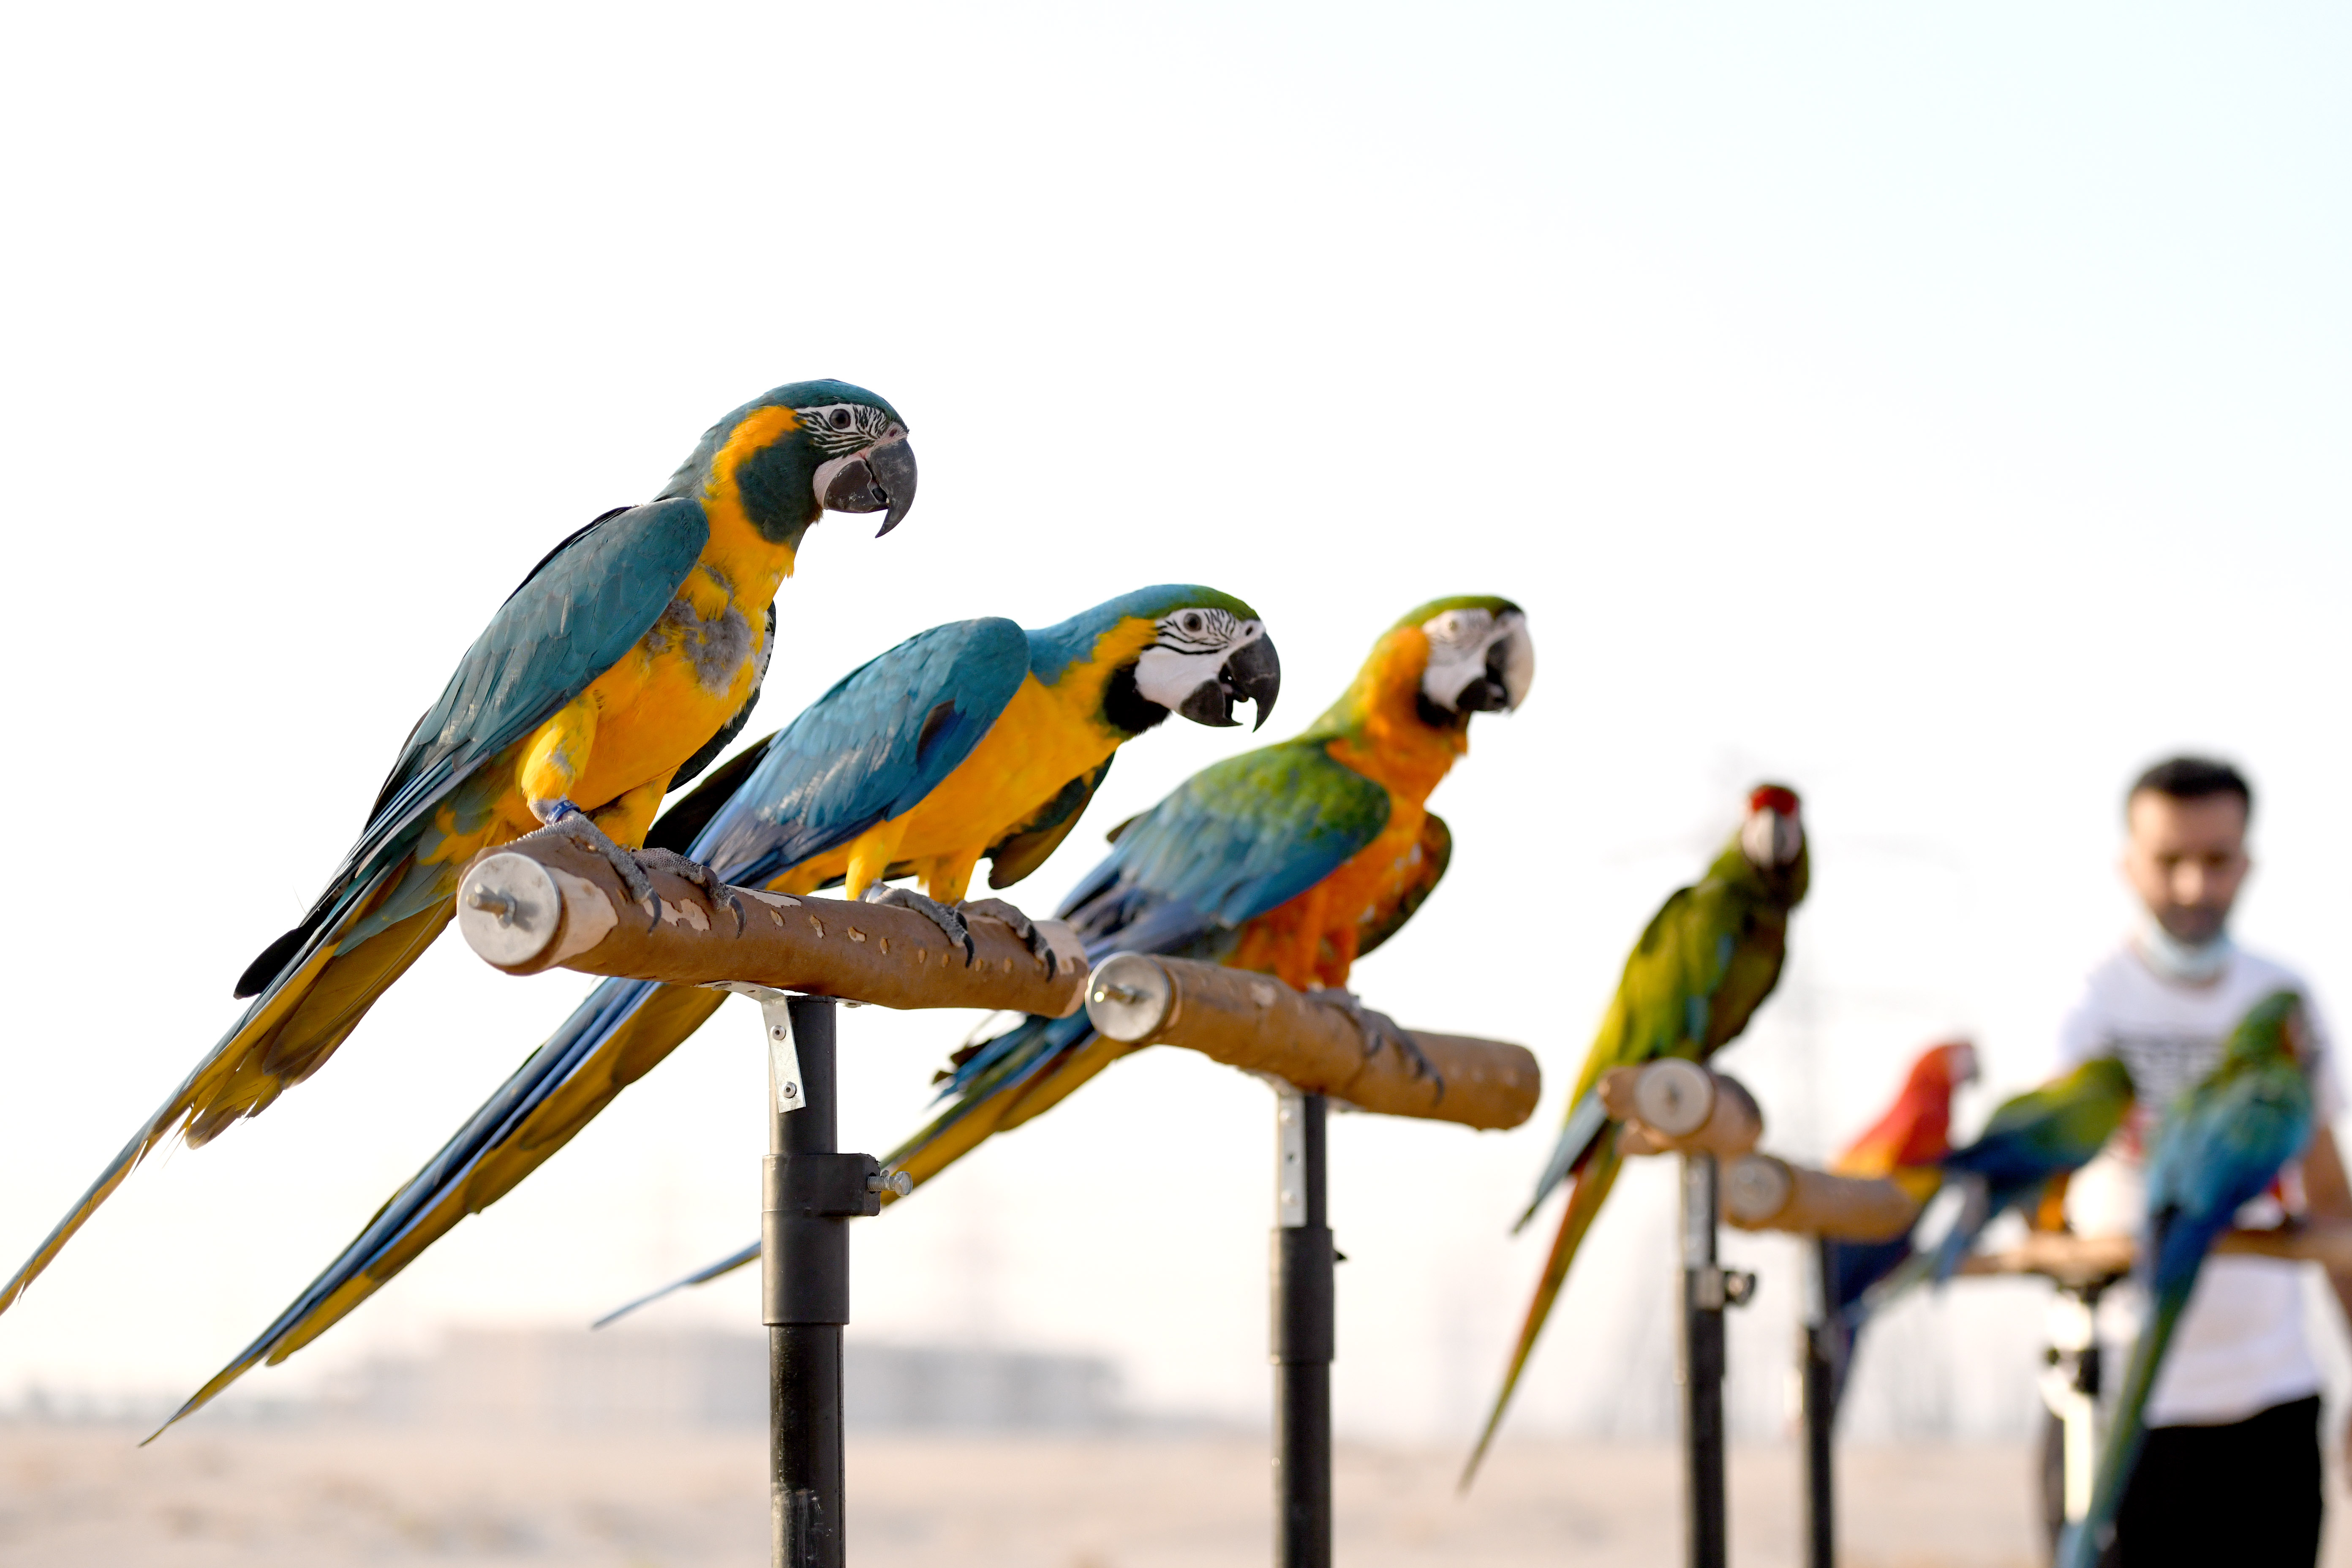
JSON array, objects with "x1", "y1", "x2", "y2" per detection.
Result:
[{"x1": 2297, "y1": 1124, "x2": 2352, "y2": 1462}]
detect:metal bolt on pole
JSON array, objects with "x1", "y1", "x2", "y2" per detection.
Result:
[
  {"x1": 759, "y1": 994, "x2": 883, "y2": 1568},
  {"x1": 1272, "y1": 1086, "x2": 1334, "y2": 1568}
]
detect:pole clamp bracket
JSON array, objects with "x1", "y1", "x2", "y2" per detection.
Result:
[
  {"x1": 1691, "y1": 1265, "x2": 1758, "y2": 1311},
  {"x1": 765, "y1": 1152, "x2": 884, "y2": 1219}
]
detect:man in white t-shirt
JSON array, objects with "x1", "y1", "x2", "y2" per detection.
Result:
[{"x1": 2055, "y1": 757, "x2": 2352, "y2": 1567}]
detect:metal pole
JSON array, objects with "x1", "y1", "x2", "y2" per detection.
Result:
[
  {"x1": 1680, "y1": 1152, "x2": 1728, "y2": 1568},
  {"x1": 1799, "y1": 1241, "x2": 1836, "y2": 1568},
  {"x1": 1272, "y1": 1086, "x2": 1334, "y2": 1568},
  {"x1": 2037, "y1": 1282, "x2": 2105, "y2": 1556},
  {"x1": 761, "y1": 995, "x2": 881, "y2": 1568}
]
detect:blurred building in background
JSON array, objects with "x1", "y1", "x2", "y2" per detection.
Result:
[
  {"x1": 3, "y1": 1328, "x2": 1130, "y2": 1434},
  {"x1": 323, "y1": 1328, "x2": 1126, "y2": 1432}
]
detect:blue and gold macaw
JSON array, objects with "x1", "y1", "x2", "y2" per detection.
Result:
[
  {"x1": 2059, "y1": 991, "x2": 2314, "y2": 1568},
  {"x1": 0, "y1": 380, "x2": 916, "y2": 1320},
  {"x1": 600, "y1": 597, "x2": 1535, "y2": 1325},
  {"x1": 155, "y1": 585, "x2": 1279, "y2": 1429}
]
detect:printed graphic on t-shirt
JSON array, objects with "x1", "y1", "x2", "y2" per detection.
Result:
[{"x1": 2104, "y1": 1029, "x2": 2224, "y2": 1152}]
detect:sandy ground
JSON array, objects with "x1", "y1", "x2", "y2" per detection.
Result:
[{"x1": 4, "y1": 1423, "x2": 2344, "y2": 1567}]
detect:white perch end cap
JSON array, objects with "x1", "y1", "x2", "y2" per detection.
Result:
[{"x1": 457, "y1": 852, "x2": 563, "y2": 968}]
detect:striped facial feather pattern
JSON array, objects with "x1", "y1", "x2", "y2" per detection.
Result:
[
  {"x1": 1154, "y1": 607, "x2": 1252, "y2": 654},
  {"x1": 794, "y1": 402, "x2": 897, "y2": 456},
  {"x1": 1131, "y1": 605, "x2": 1279, "y2": 730}
]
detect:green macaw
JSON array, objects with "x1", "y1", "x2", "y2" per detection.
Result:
[
  {"x1": 0, "y1": 380, "x2": 916, "y2": 1322},
  {"x1": 1465, "y1": 784, "x2": 1808, "y2": 1484}
]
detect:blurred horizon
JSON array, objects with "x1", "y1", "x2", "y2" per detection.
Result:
[{"x1": 3, "y1": 0, "x2": 2348, "y2": 1471}]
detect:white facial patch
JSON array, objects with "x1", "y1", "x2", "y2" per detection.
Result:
[
  {"x1": 1133, "y1": 609, "x2": 1263, "y2": 711},
  {"x1": 1740, "y1": 808, "x2": 1804, "y2": 867},
  {"x1": 1418, "y1": 607, "x2": 1534, "y2": 712}
]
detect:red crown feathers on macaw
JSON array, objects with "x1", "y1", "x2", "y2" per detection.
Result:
[
  {"x1": 0, "y1": 381, "x2": 916, "y2": 1323},
  {"x1": 1465, "y1": 783, "x2": 1808, "y2": 1485},
  {"x1": 148, "y1": 585, "x2": 1281, "y2": 1433},
  {"x1": 590, "y1": 596, "x2": 1535, "y2": 1328}
]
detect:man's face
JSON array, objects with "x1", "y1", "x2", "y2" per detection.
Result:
[{"x1": 2122, "y1": 790, "x2": 2250, "y2": 946}]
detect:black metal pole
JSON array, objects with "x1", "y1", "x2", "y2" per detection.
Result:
[
  {"x1": 1799, "y1": 1241, "x2": 1836, "y2": 1568},
  {"x1": 763, "y1": 996, "x2": 879, "y2": 1568},
  {"x1": 1272, "y1": 1088, "x2": 1334, "y2": 1568},
  {"x1": 1679, "y1": 1152, "x2": 1727, "y2": 1568}
]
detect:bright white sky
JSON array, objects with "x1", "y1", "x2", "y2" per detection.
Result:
[{"x1": 2, "y1": 4, "x2": 2347, "y2": 1450}]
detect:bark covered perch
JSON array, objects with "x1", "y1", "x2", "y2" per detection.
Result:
[
  {"x1": 1959, "y1": 1225, "x2": 2352, "y2": 1285},
  {"x1": 1720, "y1": 1154, "x2": 1922, "y2": 1242},
  {"x1": 455, "y1": 835, "x2": 1088, "y2": 1017},
  {"x1": 1082, "y1": 953, "x2": 1538, "y2": 1130}
]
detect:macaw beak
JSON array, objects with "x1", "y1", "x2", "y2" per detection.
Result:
[
  {"x1": 1176, "y1": 632, "x2": 1284, "y2": 730},
  {"x1": 1451, "y1": 640, "x2": 1519, "y2": 713},
  {"x1": 818, "y1": 432, "x2": 919, "y2": 536}
]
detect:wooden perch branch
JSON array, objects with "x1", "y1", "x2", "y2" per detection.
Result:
[
  {"x1": 1720, "y1": 1154, "x2": 1922, "y2": 1243},
  {"x1": 1959, "y1": 1224, "x2": 2352, "y2": 1286},
  {"x1": 455, "y1": 834, "x2": 1088, "y2": 1017},
  {"x1": 1082, "y1": 954, "x2": 1539, "y2": 1130},
  {"x1": 1600, "y1": 1061, "x2": 1763, "y2": 1158}
]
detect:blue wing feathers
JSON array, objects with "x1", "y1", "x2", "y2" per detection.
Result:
[
  {"x1": 243, "y1": 501, "x2": 709, "y2": 997},
  {"x1": 1055, "y1": 740, "x2": 1388, "y2": 956},
  {"x1": 691, "y1": 618, "x2": 1028, "y2": 885}
]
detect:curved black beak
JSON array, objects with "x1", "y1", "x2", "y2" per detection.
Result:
[
  {"x1": 1215, "y1": 632, "x2": 1283, "y2": 731},
  {"x1": 1453, "y1": 640, "x2": 1517, "y2": 713},
  {"x1": 820, "y1": 435, "x2": 919, "y2": 536}
]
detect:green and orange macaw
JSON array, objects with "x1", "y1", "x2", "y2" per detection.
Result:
[
  {"x1": 154, "y1": 585, "x2": 1279, "y2": 1430},
  {"x1": 0, "y1": 380, "x2": 916, "y2": 1320},
  {"x1": 1466, "y1": 785, "x2": 1808, "y2": 1483},
  {"x1": 599, "y1": 596, "x2": 1535, "y2": 1325}
]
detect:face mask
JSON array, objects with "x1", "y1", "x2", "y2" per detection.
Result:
[{"x1": 2134, "y1": 908, "x2": 2233, "y2": 984}]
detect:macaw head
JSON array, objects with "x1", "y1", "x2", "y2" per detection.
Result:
[
  {"x1": 1919, "y1": 1039, "x2": 1982, "y2": 1097},
  {"x1": 662, "y1": 378, "x2": 917, "y2": 552},
  {"x1": 1835, "y1": 1038, "x2": 1979, "y2": 1176},
  {"x1": 1892, "y1": 1040, "x2": 1979, "y2": 1158},
  {"x1": 1738, "y1": 783, "x2": 1805, "y2": 869},
  {"x1": 1396, "y1": 596, "x2": 1535, "y2": 727},
  {"x1": 2225, "y1": 989, "x2": 2308, "y2": 1069},
  {"x1": 1044, "y1": 584, "x2": 1282, "y2": 732}
]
